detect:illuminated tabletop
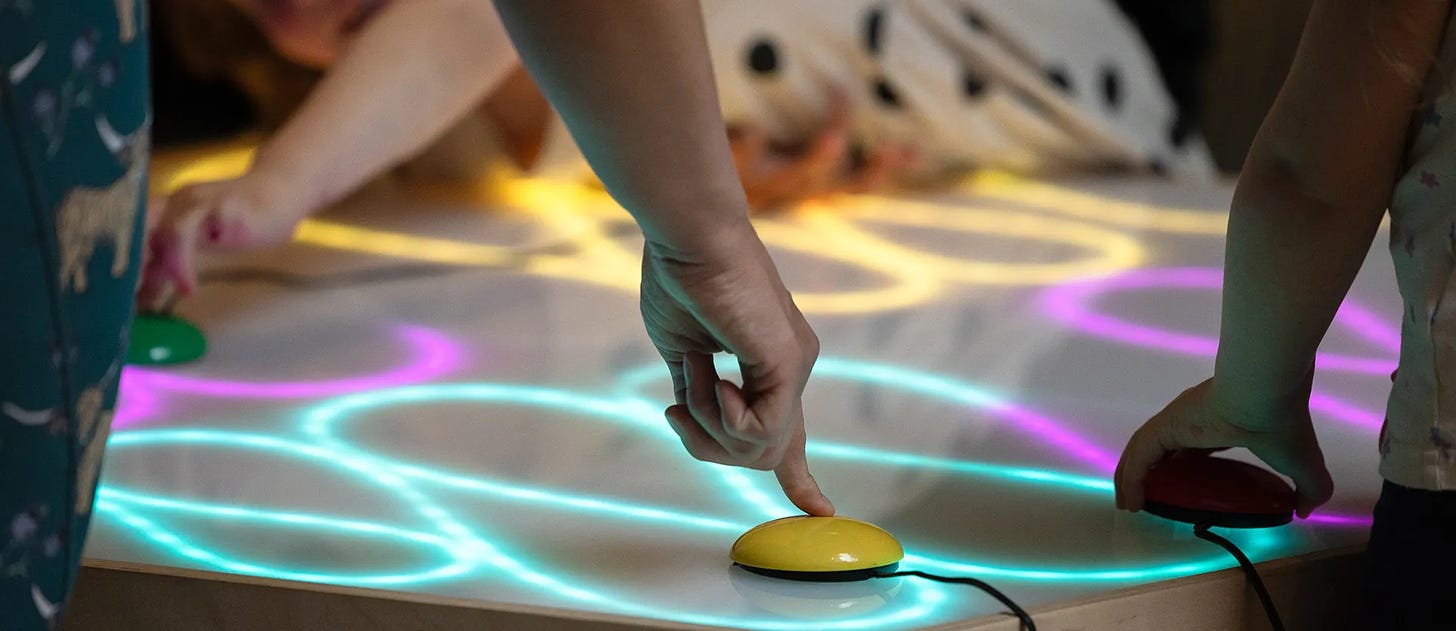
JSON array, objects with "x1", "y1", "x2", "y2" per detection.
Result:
[{"x1": 86, "y1": 149, "x2": 1393, "y2": 629}]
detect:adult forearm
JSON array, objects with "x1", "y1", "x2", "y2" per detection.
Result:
[{"x1": 491, "y1": 0, "x2": 750, "y2": 253}]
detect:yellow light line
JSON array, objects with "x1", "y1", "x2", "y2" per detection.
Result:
[
  {"x1": 151, "y1": 141, "x2": 258, "y2": 195},
  {"x1": 294, "y1": 220, "x2": 516, "y2": 266},
  {"x1": 153, "y1": 145, "x2": 1153, "y2": 315},
  {"x1": 965, "y1": 171, "x2": 1228, "y2": 236},
  {"x1": 754, "y1": 215, "x2": 946, "y2": 315},
  {"x1": 819, "y1": 196, "x2": 1146, "y2": 284},
  {"x1": 294, "y1": 218, "x2": 640, "y2": 292}
]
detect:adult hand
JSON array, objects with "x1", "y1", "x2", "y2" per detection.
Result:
[{"x1": 640, "y1": 223, "x2": 833, "y2": 516}]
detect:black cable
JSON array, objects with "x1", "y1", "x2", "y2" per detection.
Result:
[
  {"x1": 1193, "y1": 524, "x2": 1284, "y2": 631},
  {"x1": 874, "y1": 570, "x2": 1036, "y2": 631}
]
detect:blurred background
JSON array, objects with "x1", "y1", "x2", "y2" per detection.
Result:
[{"x1": 147, "y1": 0, "x2": 1314, "y2": 175}]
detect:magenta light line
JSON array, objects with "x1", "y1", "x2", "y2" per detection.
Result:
[
  {"x1": 1041, "y1": 267, "x2": 1218, "y2": 356},
  {"x1": 1040, "y1": 267, "x2": 1397, "y2": 375},
  {"x1": 1334, "y1": 301, "x2": 1402, "y2": 354},
  {"x1": 988, "y1": 401, "x2": 1120, "y2": 474},
  {"x1": 1308, "y1": 392, "x2": 1384, "y2": 430},
  {"x1": 112, "y1": 371, "x2": 162, "y2": 429},
  {"x1": 123, "y1": 325, "x2": 465, "y2": 399},
  {"x1": 1305, "y1": 512, "x2": 1373, "y2": 527}
]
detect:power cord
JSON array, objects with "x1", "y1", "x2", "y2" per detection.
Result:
[
  {"x1": 873, "y1": 569, "x2": 1036, "y2": 630},
  {"x1": 1193, "y1": 524, "x2": 1283, "y2": 631}
]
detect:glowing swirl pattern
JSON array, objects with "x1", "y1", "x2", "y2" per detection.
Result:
[
  {"x1": 117, "y1": 144, "x2": 1386, "y2": 626},
  {"x1": 99, "y1": 350, "x2": 1292, "y2": 629},
  {"x1": 615, "y1": 357, "x2": 1121, "y2": 476},
  {"x1": 963, "y1": 172, "x2": 1230, "y2": 236},
  {"x1": 151, "y1": 142, "x2": 1154, "y2": 315}
]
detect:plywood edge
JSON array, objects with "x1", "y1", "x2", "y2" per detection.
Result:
[
  {"x1": 70, "y1": 545, "x2": 1364, "y2": 631},
  {"x1": 940, "y1": 544, "x2": 1366, "y2": 630},
  {"x1": 69, "y1": 558, "x2": 715, "y2": 631}
]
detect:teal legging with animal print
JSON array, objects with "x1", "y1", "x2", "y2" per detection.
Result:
[{"x1": 0, "y1": 1, "x2": 148, "y2": 628}]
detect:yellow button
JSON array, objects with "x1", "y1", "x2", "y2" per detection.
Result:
[{"x1": 730, "y1": 516, "x2": 904, "y2": 573}]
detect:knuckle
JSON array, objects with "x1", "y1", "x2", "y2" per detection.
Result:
[
  {"x1": 756, "y1": 446, "x2": 787, "y2": 469},
  {"x1": 745, "y1": 427, "x2": 780, "y2": 444},
  {"x1": 730, "y1": 441, "x2": 770, "y2": 461},
  {"x1": 798, "y1": 332, "x2": 821, "y2": 366}
]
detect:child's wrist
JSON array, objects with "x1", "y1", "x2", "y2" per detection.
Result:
[
  {"x1": 1207, "y1": 372, "x2": 1312, "y2": 431},
  {"x1": 244, "y1": 159, "x2": 320, "y2": 221}
]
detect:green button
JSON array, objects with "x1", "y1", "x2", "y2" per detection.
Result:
[{"x1": 128, "y1": 314, "x2": 207, "y2": 366}]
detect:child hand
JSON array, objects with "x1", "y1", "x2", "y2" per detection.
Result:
[
  {"x1": 138, "y1": 172, "x2": 308, "y2": 309},
  {"x1": 640, "y1": 226, "x2": 833, "y2": 517},
  {"x1": 1115, "y1": 378, "x2": 1333, "y2": 519}
]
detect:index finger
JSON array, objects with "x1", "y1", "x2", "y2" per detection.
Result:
[
  {"x1": 159, "y1": 206, "x2": 209, "y2": 296},
  {"x1": 773, "y1": 426, "x2": 834, "y2": 516}
]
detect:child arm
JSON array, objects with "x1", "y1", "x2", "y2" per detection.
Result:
[
  {"x1": 251, "y1": 0, "x2": 520, "y2": 213},
  {"x1": 142, "y1": 0, "x2": 520, "y2": 300},
  {"x1": 1216, "y1": 0, "x2": 1449, "y2": 417},
  {"x1": 1118, "y1": 0, "x2": 1451, "y2": 516}
]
